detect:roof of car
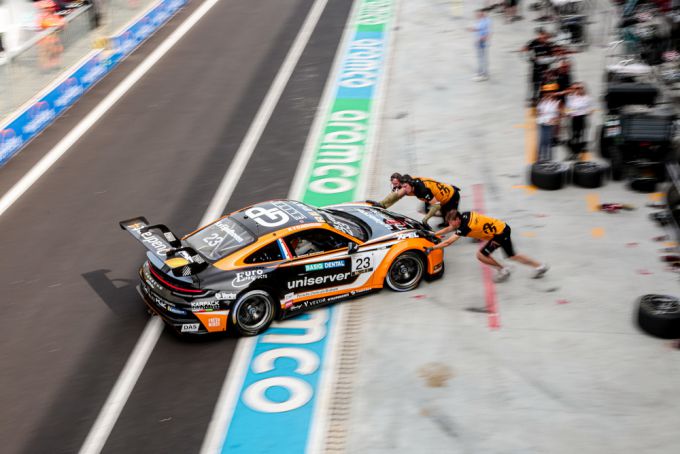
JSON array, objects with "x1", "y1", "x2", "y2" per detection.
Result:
[{"x1": 229, "y1": 200, "x2": 327, "y2": 237}]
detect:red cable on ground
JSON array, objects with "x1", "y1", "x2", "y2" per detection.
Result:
[{"x1": 472, "y1": 183, "x2": 501, "y2": 329}]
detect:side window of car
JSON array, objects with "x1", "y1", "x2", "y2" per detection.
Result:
[
  {"x1": 244, "y1": 241, "x2": 284, "y2": 264},
  {"x1": 285, "y1": 229, "x2": 349, "y2": 258}
]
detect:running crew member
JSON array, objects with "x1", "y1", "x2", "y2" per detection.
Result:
[{"x1": 425, "y1": 210, "x2": 549, "y2": 282}]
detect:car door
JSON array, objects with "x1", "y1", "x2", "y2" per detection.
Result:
[{"x1": 280, "y1": 228, "x2": 373, "y2": 305}]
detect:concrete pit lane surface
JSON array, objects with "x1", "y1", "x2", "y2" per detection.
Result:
[{"x1": 1, "y1": 0, "x2": 680, "y2": 453}]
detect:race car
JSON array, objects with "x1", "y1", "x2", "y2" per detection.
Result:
[{"x1": 120, "y1": 199, "x2": 444, "y2": 336}]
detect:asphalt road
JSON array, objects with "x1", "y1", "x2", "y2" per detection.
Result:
[{"x1": 0, "y1": 0, "x2": 352, "y2": 452}]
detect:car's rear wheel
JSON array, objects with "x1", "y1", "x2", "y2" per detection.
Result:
[
  {"x1": 230, "y1": 289, "x2": 276, "y2": 336},
  {"x1": 385, "y1": 251, "x2": 424, "y2": 292}
]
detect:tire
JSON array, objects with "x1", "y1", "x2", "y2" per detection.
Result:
[
  {"x1": 637, "y1": 294, "x2": 680, "y2": 339},
  {"x1": 609, "y1": 145, "x2": 625, "y2": 181},
  {"x1": 385, "y1": 251, "x2": 425, "y2": 292},
  {"x1": 599, "y1": 125, "x2": 611, "y2": 159},
  {"x1": 630, "y1": 177, "x2": 657, "y2": 193},
  {"x1": 530, "y1": 161, "x2": 569, "y2": 190},
  {"x1": 230, "y1": 289, "x2": 276, "y2": 336},
  {"x1": 572, "y1": 161, "x2": 605, "y2": 188}
]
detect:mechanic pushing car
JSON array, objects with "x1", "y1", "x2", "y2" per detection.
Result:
[
  {"x1": 368, "y1": 172, "x2": 442, "y2": 224},
  {"x1": 397, "y1": 175, "x2": 461, "y2": 228},
  {"x1": 425, "y1": 210, "x2": 549, "y2": 283}
]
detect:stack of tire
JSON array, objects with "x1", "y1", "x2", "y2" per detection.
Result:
[
  {"x1": 637, "y1": 294, "x2": 680, "y2": 339},
  {"x1": 530, "y1": 160, "x2": 607, "y2": 190}
]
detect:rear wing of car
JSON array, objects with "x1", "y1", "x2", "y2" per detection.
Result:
[{"x1": 119, "y1": 217, "x2": 209, "y2": 277}]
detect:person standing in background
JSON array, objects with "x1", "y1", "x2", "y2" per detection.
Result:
[
  {"x1": 565, "y1": 82, "x2": 594, "y2": 160},
  {"x1": 469, "y1": 9, "x2": 491, "y2": 81},
  {"x1": 0, "y1": 0, "x2": 8, "y2": 60},
  {"x1": 536, "y1": 86, "x2": 561, "y2": 161}
]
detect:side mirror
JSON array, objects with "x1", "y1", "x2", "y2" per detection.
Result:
[{"x1": 347, "y1": 242, "x2": 359, "y2": 254}]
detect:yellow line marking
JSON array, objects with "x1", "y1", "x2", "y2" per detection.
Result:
[
  {"x1": 648, "y1": 192, "x2": 664, "y2": 201},
  {"x1": 513, "y1": 124, "x2": 528, "y2": 129},
  {"x1": 521, "y1": 231, "x2": 537, "y2": 238},
  {"x1": 586, "y1": 193, "x2": 600, "y2": 212},
  {"x1": 512, "y1": 184, "x2": 537, "y2": 194},
  {"x1": 664, "y1": 241, "x2": 678, "y2": 248},
  {"x1": 591, "y1": 227, "x2": 605, "y2": 238},
  {"x1": 525, "y1": 108, "x2": 537, "y2": 163}
]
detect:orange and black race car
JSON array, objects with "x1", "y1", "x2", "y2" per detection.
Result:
[{"x1": 120, "y1": 199, "x2": 444, "y2": 336}]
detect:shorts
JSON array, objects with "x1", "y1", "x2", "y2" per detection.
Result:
[
  {"x1": 480, "y1": 225, "x2": 515, "y2": 258},
  {"x1": 439, "y1": 189, "x2": 461, "y2": 220}
]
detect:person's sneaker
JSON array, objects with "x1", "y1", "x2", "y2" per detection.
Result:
[
  {"x1": 493, "y1": 267, "x2": 511, "y2": 283},
  {"x1": 533, "y1": 264, "x2": 549, "y2": 278}
]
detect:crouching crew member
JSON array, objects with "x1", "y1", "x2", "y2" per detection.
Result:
[
  {"x1": 397, "y1": 175, "x2": 461, "y2": 227},
  {"x1": 425, "y1": 210, "x2": 549, "y2": 282}
]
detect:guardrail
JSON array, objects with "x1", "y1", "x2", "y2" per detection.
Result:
[{"x1": 0, "y1": 0, "x2": 187, "y2": 167}]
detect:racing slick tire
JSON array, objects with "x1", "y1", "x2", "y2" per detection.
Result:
[
  {"x1": 572, "y1": 161, "x2": 605, "y2": 188},
  {"x1": 385, "y1": 251, "x2": 425, "y2": 292},
  {"x1": 630, "y1": 177, "x2": 658, "y2": 193},
  {"x1": 637, "y1": 294, "x2": 680, "y2": 339},
  {"x1": 530, "y1": 161, "x2": 569, "y2": 190},
  {"x1": 230, "y1": 289, "x2": 276, "y2": 336}
]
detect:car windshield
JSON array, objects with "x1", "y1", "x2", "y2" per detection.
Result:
[
  {"x1": 319, "y1": 208, "x2": 369, "y2": 242},
  {"x1": 185, "y1": 217, "x2": 255, "y2": 260}
]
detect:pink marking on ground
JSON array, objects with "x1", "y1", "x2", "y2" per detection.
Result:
[{"x1": 472, "y1": 183, "x2": 500, "y2": 330}]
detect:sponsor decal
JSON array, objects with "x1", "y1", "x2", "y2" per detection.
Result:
[
  {"x1": 54, "y1": 78, "x2": 83, "y2": 108},
  {"x1": 0, "y1": 129, "x2": 24, "y2": 162},
  {"x1": 81, "y1": 58, "x2": 107, "y2": 85},
  {"x1": 304, "y1": 260, "x2": 346, "y2": 272},
  {"x1": 117, "y1": 30, "x2": 137, "y2": 56},
  {"x1": 136, "y1": 17, "x2": 155, "y2": 41},
  {"x1": 181, "y1": 323, "x2": 200, "y2": 333},
  {"x1": 215, "y1": 292, "x2": 237, "y2": 300},
  {"x1": 208, "y1": 317, "x2": 220, "y2": 328},
  {"x1": 287, "y1": 272, "x2": 351, "y2": 290},
  {"x1": 22, "y1": 102, "x2": 56, "y2": 135},
  {"x1": 191, "y1": 300, "x2": 220, "y2": 311},
  {"x1": 214, "y1": 219, "x2": 246, "y2": 242},
  {"x1": 396, "y1": 231, "x2": 417, "y2": 240},
  {"x1": 386, "y1": 219, "x2": 406, "y2": 227},
  {"x1": 232, "y1": 269, "x2": 266, "y2": 288},
  {"x1": 140, "y1": 230, "x2": 171, "y2": 256},
  {"x1": 434, "y1": 263, "x2": 443, "y2": 272}
]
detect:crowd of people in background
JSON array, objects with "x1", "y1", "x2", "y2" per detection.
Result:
[
  {"x1": 522, "y1": 26, "x2": 594, "y2": 162},
  {"x1": 467, "y1": 7, "x2": 595, "y2": 163}
]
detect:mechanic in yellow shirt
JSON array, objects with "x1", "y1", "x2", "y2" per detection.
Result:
[{"x1": 426, "y1": 210, "x2": 549, "y2": 282}]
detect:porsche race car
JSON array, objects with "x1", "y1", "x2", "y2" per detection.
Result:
[{"x1": 120, "y1": 199, "x2": 444, "y2": 336}]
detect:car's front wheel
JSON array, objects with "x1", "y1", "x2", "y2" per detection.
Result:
[
  {"x1": 230, "y1": 289, "x2": 276, "y2": 336},
  {"x1": 385, "y1": 251, "x2": 424, "y2": 292}
]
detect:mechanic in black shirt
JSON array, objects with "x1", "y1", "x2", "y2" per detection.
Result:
[{"x1": 521, "y1": 28, "x2": 556, "y2": 107}]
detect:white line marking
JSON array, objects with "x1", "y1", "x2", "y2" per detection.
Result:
[
  {"x1": 76, "y1": 1, "x2": 224, "y2": 453},
  {"x1": 200, "y1": 0, "x2": 329, "y2": 225},
  {"x1": 78, "y1": 317, "x2": 164, "y2": 454},
  {"x1": 306, "y1": 1, "x2": 398, "y2": 451},
  {"x1": 0, "y1": 0, "x2": 219, "y2": 218},
  {"x1": 198, "y1": 1, "x2": 330, "y2": 452}
]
